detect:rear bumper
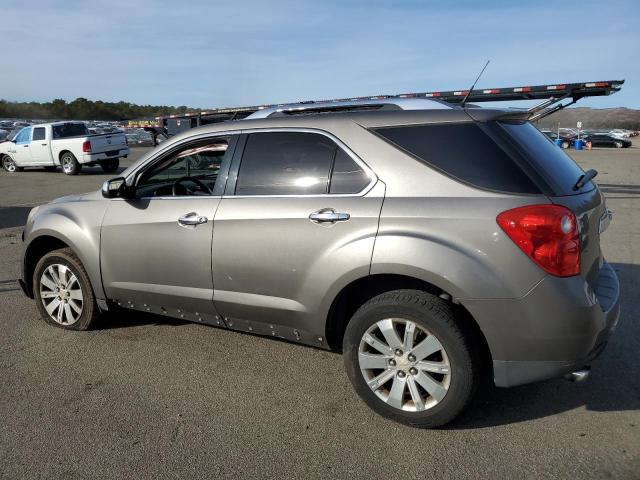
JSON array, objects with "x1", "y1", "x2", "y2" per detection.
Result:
[
  {"x1": 81, "y1": 148, "x2": 128, "y2": 163},
  {"x1": 463, "y1": 260, "x2": 620, "y2": 387}
]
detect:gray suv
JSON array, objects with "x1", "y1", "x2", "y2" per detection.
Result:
[{"x1": 18, "y1": 100, "x2": 620, "y2": 427}]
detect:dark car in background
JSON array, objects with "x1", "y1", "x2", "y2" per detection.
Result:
[{"x1": 583, "y1": 133, "x2": 632, "y2": 148}]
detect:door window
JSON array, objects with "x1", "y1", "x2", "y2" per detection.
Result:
[
  {"x1": 329, "y1": 148, "x2": 371, "y2": 194},
  {"x1": 136, "y1": 137, "x2": 233, "y2": 197},
  {"x1": 235, "y1": 132, "x2": 336, "y2": 195},
  {"x1": 32, "y1": 127, "x2": 46, "y2": 141},
  {"x1": 14, "y1": 127, "x2": 32, "y2": 144}
]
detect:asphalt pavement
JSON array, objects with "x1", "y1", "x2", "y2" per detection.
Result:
[{"x1": 0, "y1": 146, "x2": 638, "y2": 479}]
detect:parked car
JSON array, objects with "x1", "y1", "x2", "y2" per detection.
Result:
[
  {"x1": 0, "y1": 121, "x2": 129, "y2": 174},
  {"x1": 18, "y1": 100, "x2": 619, "y2": 428},
  {"x1": 583, "y1": 133, "x2": 632, "y2": 148},
  {"x1": 608, "y1": 129, "x2": 633, "y2": 139},
  {"x1": 0, "y1": 130, "x2": 9, "y2": 142}
]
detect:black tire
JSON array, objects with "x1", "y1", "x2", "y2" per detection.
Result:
[
  {"x1": 615, "y1": 141, "x2": 623, "y2": 148},
  {"x1": 33, "y1": 248, "x2": 100, "y2": 330},
  {"x1": 343, "y1": 289, "x2": 478, "y2": 428},
  {"x1": 2, "y1": 154, "x2": 23, "y2": 172},
  {"x1": 60, "y1": 152, "x2": 81, "y2": 175},
  {"x1": 561, "y1": 141, "x2": 569, "y2": 149},
  {"x1": 99, "y1": 158, "x2": 119, "y2": 173}
]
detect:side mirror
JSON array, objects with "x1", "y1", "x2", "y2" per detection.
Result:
[{"x1": 101, "y1": 177, "x2": 130, "y2": 198}]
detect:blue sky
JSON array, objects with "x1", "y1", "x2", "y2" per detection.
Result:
[{"x1": 1, "y1": 0, "x2": 638, "y2": 109}]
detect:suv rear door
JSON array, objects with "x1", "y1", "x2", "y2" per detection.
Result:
[{"x1": 211, "y1": 129, "x2": 384, "y2": 345}]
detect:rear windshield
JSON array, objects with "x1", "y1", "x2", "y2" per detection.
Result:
[
  {"x1": 52, "y1": 123, "x2": 88, "y2": 139},
  {"x1": 497, "y1": 122, "x2": 590, "y2": 195},
  {"x1": 374, "y1": 122, "x2": 540, "y2": 194}
]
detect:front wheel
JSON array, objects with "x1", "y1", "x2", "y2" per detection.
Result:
[
  {"x1": 60, "y1": 152, "x2": 81, "y2": 175},
  {"x1": 615, "y1": 141, "x2": 623, "y2": 148},
  {"x1": 343, "y1": 289, "x2": 478, "y2": 428},
  {"x1": 2, "y1": 155, "x2": 23, "y2": 173},
  {"x1": 99, "y1": 158, "x2": 119, "y2": 173},
  {"x1": 561, "y1": 141, "x2": 570, "y2": 149},
  {"x1": 33, "y1": 248, "x2": 100, "y2": 330}
]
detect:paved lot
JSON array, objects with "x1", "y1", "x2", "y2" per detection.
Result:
[{"x1": 1, "y1": 145, "x2": 639, "y2": 479}]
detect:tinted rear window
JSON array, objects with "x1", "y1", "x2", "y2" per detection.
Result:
[
  {"x1": 52, "y1": 123, "x2": 88, "y2": 139},
  {"x1": 498, "y1": 122, "x2": 589, "y2": 195},
  {"x1": 374, "y1": 123, "x2": 540, "y2": 194}
]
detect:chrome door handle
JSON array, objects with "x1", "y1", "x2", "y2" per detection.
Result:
[
  {"x1": 309, "y1": 208, "x2": 350, "y2": 223},
  {"x1": 178, "y1": 212, "x2": 208, "y2": 226}
]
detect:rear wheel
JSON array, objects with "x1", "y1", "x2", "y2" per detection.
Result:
[
  {"x1": 343, "y1": 289, "x2": 478, "y2": 428},
  {"x1": 33, "y1": 248, "x2": 100, "y2": 330},
  {"x1": 99, "y1": 158, "x2": 119, "y2": 173},
  {"x1": 561, "y1": 141, "x2": 569, "y2": 149},
  {"x1": 61, "y1": 152, "x2": 81, "y2": 175},
  {"x1": 2, "y1": 155, "x2": 22, "y2": 172}
]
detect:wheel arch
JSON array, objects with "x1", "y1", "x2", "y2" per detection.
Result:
[
  {"x1": 324, "y1": 273, "x2": 494, "y2": 378},
  {"x1": 23, "y1": 234, "x2": 71, "y2": 297},
  {"x1": 58, "y1": 150, "x2": 73, "y2": 164}
]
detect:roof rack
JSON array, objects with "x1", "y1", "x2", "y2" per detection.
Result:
[{"x1": 142, "y1": 80, "x2": 623, "y2": 134}]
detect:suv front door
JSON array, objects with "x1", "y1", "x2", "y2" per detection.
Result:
[
  {"x1": 211, "y1": 130, "x2": 384, "y2": 345},
  {"x1": 100, "y1": 134, "x2": 237, "y2": 324}
]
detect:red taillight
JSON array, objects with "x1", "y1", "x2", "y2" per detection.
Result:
[
  {"x1": 82, "y1": 140, "x2": 91, "y2": 153},
  {"x1": 497, "y1": 204, "x2": 580, "y2": 277}
]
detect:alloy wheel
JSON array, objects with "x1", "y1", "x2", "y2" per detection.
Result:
[
  {"x1": 358, "y1": 318, "x2": 451, "y2": 412},
  {"x1": 62, "y1": 156, "x2": 73, "y2": 173},
  {"x1": 2, "y1": 156, "x2": 16, "y2": 172},
  {"x1": 39, "y1": 263, "x2": 84, "y2": 325}
]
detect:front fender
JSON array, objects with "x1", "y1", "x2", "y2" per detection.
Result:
[{"x1": 25, "y1": 200, "x2": 107, "y2": 301}]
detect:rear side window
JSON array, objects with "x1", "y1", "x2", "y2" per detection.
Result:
[
  {"x1": 499, "y1": 122, "x2": 589, "y2": 195},
  {"x1": 236, "y1": 132, "x2": 336, "y2": 195},
  {"x1": 374, "y1": 123, "x2": 540, "y2": 194},
  {"x1": 52, "y1": 123, "x2": 89, "y2": 139},
  {"x1": 32, "y1": 127, "x2": 46, "y2": 141},
  {"x1": 329, "y1": 149, "x2": 370, "y2": 194}
]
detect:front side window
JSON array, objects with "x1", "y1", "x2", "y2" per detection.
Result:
[
  {"x1": 136, "y1": 137, "x2": 232, "y2": 197},
  {"x1": 32, "y1": 127, "x2": 46, "y2": 141},
  {"x1": 14, "y1": 127, "x2": 32, "y2": 144},
  {"x1": 235, "y1": 132, "x2": 336, "y2": 195}
]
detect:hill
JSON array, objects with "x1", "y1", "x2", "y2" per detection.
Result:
[{"x1": 535, "y1": 107, "x2": 640, "y2": 131}]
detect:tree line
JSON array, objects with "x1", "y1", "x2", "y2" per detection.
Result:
[{"x1": 0, "y1": 98, "x2": 198, "y2": 120}]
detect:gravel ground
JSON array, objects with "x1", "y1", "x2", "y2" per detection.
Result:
[{"x1": 0, "y1": 145, "x2": 638, "y2": 479}]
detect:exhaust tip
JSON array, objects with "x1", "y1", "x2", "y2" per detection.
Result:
[{"x1": 565, "y1": 367, "x2": 591, "y2": 382}]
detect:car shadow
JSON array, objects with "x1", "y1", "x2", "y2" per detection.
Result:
[
  {"x1": 0, "y1": 206, "x2": 32, "y2": 229},
  {"x1": 97, "y1": 308, "x2": 189, "y2": 330},
  {"x1": 447, "y1": 261, "x2": 640, "y2": 429}
]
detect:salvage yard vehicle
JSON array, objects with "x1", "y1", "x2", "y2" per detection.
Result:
[
  {"x1": 583, "y1": 133, "x2": 632, "y2": 148},
  {"x1": 1, "y1": 121, "x2": 129, "y2": 175},
  {"x1": 18, "y1": 84, "x2": 622, "y2": 427}
]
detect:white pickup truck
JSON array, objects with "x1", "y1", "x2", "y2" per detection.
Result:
[{"x1": 0, "y1": 121, "x2": 129, "y2": 175}]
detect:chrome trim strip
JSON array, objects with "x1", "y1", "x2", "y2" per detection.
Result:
[{"x1": 127, "y1": 127, "x2": 379, "y2": 200}]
